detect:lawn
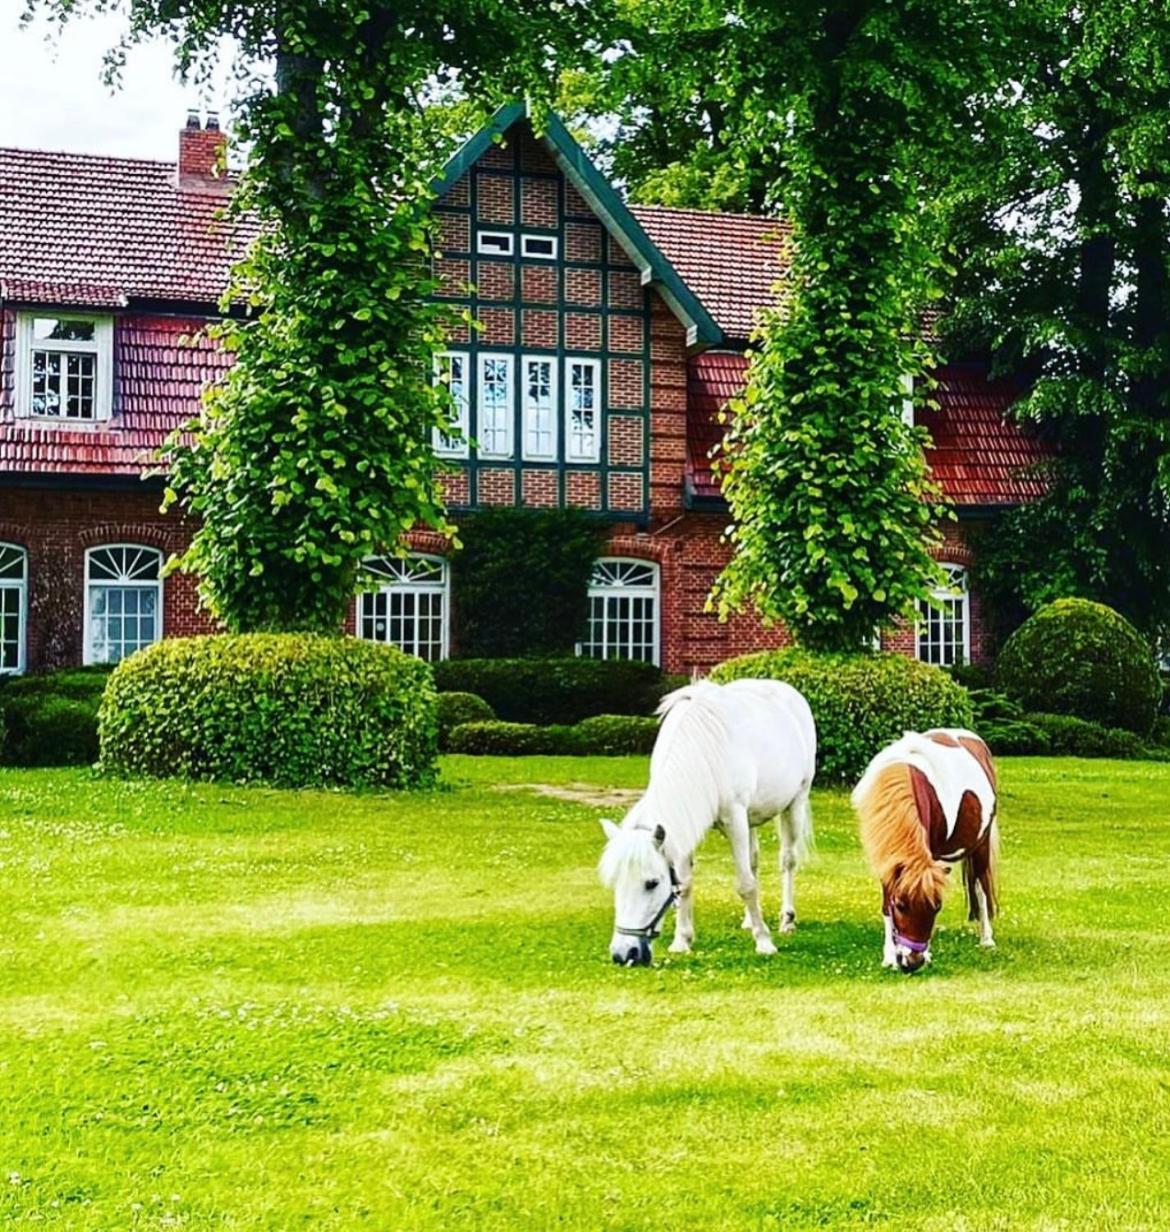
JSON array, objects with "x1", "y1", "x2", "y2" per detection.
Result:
[{"x1": 1, "y1": 756, "x2": 1168, "y2": 1230}]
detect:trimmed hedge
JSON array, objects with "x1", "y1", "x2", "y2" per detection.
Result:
[
  {"x1": 446, "y1": 713, "x2": 660, "y2": 756},
  {"x1": 997, "y1": 598, "x2": 1162, "y2": 734},
  {"x1": 433, "y1": 657, "x2": 664, "y2": 724},
  {"x1": 437, "y1": 692, "x2": 495, "y2": 751},
  {"x1": 99, "y1": 634, "x2": 438, "y2": 789},
  {"x1": 1026, "y1": 712, "x2": 1149, "y2": 759},
  {"x1": 710, "y1": 649, "x2": 973, "y2": 783},
  {"x1": 0, "y1": 667, "x2": 111, "y2": 767}
]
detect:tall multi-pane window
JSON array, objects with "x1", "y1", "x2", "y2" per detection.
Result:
[
  {"x1": 0, "y1": 543, "x2": 28, "y2": 675},
  {"x1": 18, "y1": 313, "x2": 113, "y2": 421},
  {"x1": 916, "y1": 562, "x2": 970, "y2": 667},
  {"x1": 478, "y1": 353, "x2": 514, "y2": 458},
  {"x1": 358, "y1": 555, "x2": 449, "y2": 662},
  {"x1": 433, "y1": 350, "x2": 470, "y2": 457},
  {"x1": 522, "y1": 356, "x2": 557, "y2": 461},
  {"x1": 85, "y1": 545, "x2": 163, "y2": 665},
  {"x1": 566, "y1": 358, "x2": 601, "y2": 463},
  {"x1": 582, "y1": 558, "x2": 659, "y2": 665}
]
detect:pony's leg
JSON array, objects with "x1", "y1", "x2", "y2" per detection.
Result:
[
  {"x1": 882, "y1": 910, "x2": 897, "y2": 968},
  {"x1": 726, "y1": 806, "x2": 775, "y2": 955},
  {"x1": 669, "y1": 852, "x2": 696, "y2": 954},
  {"x1": 741, "y1": 829, "x2": 759, "y2": 930},
  {"x1": 974, "y1": 882, "x2": 995, "y2": 948},
  {"x1": 966, "y1": 832, "x2": 997, "y2": 948}
]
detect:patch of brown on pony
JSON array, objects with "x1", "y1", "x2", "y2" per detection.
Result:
[{"x1": 855, "y1": 763, "x2": 949, "y2": 904}]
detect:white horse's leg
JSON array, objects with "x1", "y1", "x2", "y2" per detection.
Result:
[
  {"x1": 741, "y1": 829, "x2": 759, "y2": 930},
  {"x1": 727, "y1": 806, "x2": 775, "y2": 955},
  {"x1": 669, "y1": 852, "x2": 696, "y2": 954},
  {"x1": 974, "y1": 881, "x2": 996, "y2": 948},
  {"x1": 882, "y1": 911, "x2": 897, "y2": 968},
  {"x1": 777, "y1": 797, "x2": 806, "y2": 933}
]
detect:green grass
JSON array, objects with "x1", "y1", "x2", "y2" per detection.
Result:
[{"x1": 1, "y1": 756, "x2": 1169, "y2": 1230}]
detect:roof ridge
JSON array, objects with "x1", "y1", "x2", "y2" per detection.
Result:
[
  {"x1": 628, "y1": 202, "x2": 789, "y2": 227},
  {"x1": 0, "y1": 145, "x2": 174, "y2": 169}
]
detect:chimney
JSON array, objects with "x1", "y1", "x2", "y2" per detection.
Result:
[{"x1": 177, "y1": 111, "x2": 228, "y2": 191}]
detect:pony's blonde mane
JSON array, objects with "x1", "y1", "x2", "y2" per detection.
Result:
[{"x1": 853, "y1": 762, "x2": 948, "y2": 904}]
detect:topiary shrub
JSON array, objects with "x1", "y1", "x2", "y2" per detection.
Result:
[
  {"x1": 433, "y1": 657, "x2": 664, "y2": 724},
  {"x1": 437, "y1": 692, "x2": 495, "y2": 751},
  {"x1": 99, "y1": 634, "x2": 437, "y2": 789},
  {"x1": 446, "y1": 720, "x2": 575, "y2": 756},
  {"x1": 1026, "y1": 712, "x2": 1148, "y2": 759},
  {"x1": 573, "y1": 714, "x2": 660, "y2": 755},
  {"x1": 997, "y1": 598, "x2": 1162, "y2": 735},
  {"x1": 710, "y1": 649, "x2": 973, "y2": 783}
]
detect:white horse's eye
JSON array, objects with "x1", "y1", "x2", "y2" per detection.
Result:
[{"x1": 644, "y1": 878, "x2": 660, "y2": 892}]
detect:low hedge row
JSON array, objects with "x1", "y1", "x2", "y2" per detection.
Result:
[
  {"x1": 437, "y1": 692, "x2": 495, "y2": 751},
  {"x1": 447, "y1": 714, "x2": 659, "y2": 756},
  {"x1": 711, "y1": 649, "x2": 973, "y2": 783},
  {"x1": 433, "y1": 657, "x2": 664, "y2": 725},
  {"x1": 100, "y1": 634, "x2": 438, "y2": 789},
  {"x1": 0, "y1": 667, "x2": 111, "y2": 767}
]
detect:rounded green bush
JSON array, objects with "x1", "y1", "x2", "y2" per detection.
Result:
[
  {"x1": 2, "y1": 695, "x2": 100, "y2": 767},
  {"x1": 710, "y1": 649, "x2": 974, "y2": 783},
  {"x1": 573, "y1": 714, "x2": 659, "y2": 755},
  {"x1": 99, "y1": 634, "x2": 438, "y2": 789},
  {"x1": 996, "y1": 599, "x2": 1162, "y2": 734},
  {"x1": 437, "y1": 692, "x2": 495, "y2": 751}
]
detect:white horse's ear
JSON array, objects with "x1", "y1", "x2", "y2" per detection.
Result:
[
  {"x1": 600, "y1": 818, "x2": 621, "y2": 843},
  {"x1": 653, "y1": 824, "x2": 666, "y2": 849}
]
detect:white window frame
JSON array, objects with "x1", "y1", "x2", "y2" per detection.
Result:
[
  {"x1": 582, "y1": 557, "x2": 660, "y2": 666},
  {"x1": 915, "y1": 562, "x2": 970, "y2": 667},
  {"x1": 83, "y1": 544, "x2": 164, "y2": 666},
  {"x1": 433, "y1": 350, "x2": 470, "y2": 458},
  {"x1": 565, "y1": 357, "x2": 602, "y2": 463},
  {"x1": 357, "y1": 554, "x2": 450, "y2": 662},
  {"x1": 476, "y1": 352, "x2": 515, "y2": 460},
  {"x1": 15, "y1": 311, "x2": 114, "y2": 423},
  {"x1": 521, "y1": 233, "x2": 558, "y2": 261},
  {"x1": 476, "y1": 230, "x2": 514, "y2": 257},
  {"x1": 521, "y1": 354, "x2": 558, "y2": 462},
  {"x1": 0, "y1": 542, "x2": 28, "y2": 676}
]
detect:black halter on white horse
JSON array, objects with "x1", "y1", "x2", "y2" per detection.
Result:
[{"x1": 613, "y1": 863, "x2": 680, "y2": 941}]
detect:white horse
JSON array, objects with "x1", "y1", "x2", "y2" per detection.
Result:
[{"x1": 598, "y1": 678, "x2": 816, "y2": 965}]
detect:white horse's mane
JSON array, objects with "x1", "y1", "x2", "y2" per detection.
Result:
[{"x1": 598, "y1": 683, "x2": 730, "y2": 882}]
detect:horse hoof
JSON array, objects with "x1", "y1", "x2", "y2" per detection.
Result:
[
  {"x1": 668, "y1": 940, "x2": 692, "y2": 955},
  {"x1": 979, "y1": 938, "x2": 997, "y2": 949},
  {"x1": 755, "y1": 938, "x2": 778, "y2": 956},
  {"x1": 882, "y1": 956, "x2": 897, "y2": 969},
  {"x1": 779, "y1": 913, "x2": 796, "y2": 935}
]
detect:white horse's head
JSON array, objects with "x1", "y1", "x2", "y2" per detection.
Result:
[{"x1": 598, "y1": 817, "x2": 676, "y2": 967}]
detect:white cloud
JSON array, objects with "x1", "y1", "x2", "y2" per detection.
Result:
[{"x1": 0, "y1": 10, "x2": 232, "y2": 160}]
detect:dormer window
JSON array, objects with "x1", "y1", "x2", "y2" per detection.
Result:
[{"x1": 16, "y1": 312, "x2": 113, "y2": 422}]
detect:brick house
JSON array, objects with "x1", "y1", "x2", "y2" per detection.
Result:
[{"x1": 0, "y1": 103, "x2": 1047, "y2": 678}]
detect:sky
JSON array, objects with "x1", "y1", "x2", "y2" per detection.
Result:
[{"x1": 0, "y1": 8, "x2": 233, "y2": 160}]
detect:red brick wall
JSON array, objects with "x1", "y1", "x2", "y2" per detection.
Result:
[{"x1": 0, "y1": 484, "x2": 212, "y2": 671}]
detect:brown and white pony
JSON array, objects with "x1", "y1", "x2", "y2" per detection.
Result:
[{"x1": 852, "y1": 729, "x2": 999, "y2": 973}]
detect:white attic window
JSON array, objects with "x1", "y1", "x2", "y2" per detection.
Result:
[
  {"x1": 476, "y1": 231, "x2": 514, "y2": 256},
  {"x1": 16, "y1": 312, "x2": 114, "y2": 423}
]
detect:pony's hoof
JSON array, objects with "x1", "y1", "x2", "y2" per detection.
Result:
[
  {"x1": 979, "y1": 938, "x2": 997, "y2": 949},
  {"x1": 668, "y1": 940, "x2": 692, "y2": 955},
  {"x1": 755, "y1": 937, "x2": 778, "y2": 956},
  {"x1": 882, "y1": 956, "x2": 897, "y2": 969},
  {"x1": 779, "y1": 912, "x2": 797, "y2": 935}
]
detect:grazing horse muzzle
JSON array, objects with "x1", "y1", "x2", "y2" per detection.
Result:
[
  {"x1": 611, "y1": 936, "x2": 653, "y2": 966},
  {"x1": 894, "y1": 931, "x2": 930, "y2": 974}
]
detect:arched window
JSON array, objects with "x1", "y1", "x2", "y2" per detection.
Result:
[
  {"x1": 916, "y1": 562, "x2": 969, "y2": 667},
  {"x1": 0, "y1": 543, "x2": 28, "y2": 675},
  {"x1": 582, "y1": 558, "x2": 660, "y2": 665},
  {"x1": 358, "y1": 554, "x2": 449, "y2": 662},
  {"x1": 85, "y1": 545, "x2": 163, "y2": 665}
]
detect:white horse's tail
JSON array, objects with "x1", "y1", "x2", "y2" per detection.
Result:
[{"x1": 654, "y1": 682, "x2": 715, "y2": 721}]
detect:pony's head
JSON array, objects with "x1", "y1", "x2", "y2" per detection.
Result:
[
  {"x1": 598, "y1": 818, "x2": 677, "y2": 967},
  {"x1": 854, "y1": 761, "x2": 951, "y2": 974},
  {"x1": 885, "y1": 859, "x2": 950, "y2": 973}
]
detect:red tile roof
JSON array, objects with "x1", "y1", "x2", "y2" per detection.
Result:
[
  {"x1": 0, "y1": 146, "x2": 252, "y2": 309},
  {"x1": 0, "y1": 312, "x2": 226, "y2": 475},
  {"x1": 687, "y1": 353, "x2": 1050, "y2": 508},
  {"x1": 631, "y1": 205, "x2": 790, "y2": 343}
]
